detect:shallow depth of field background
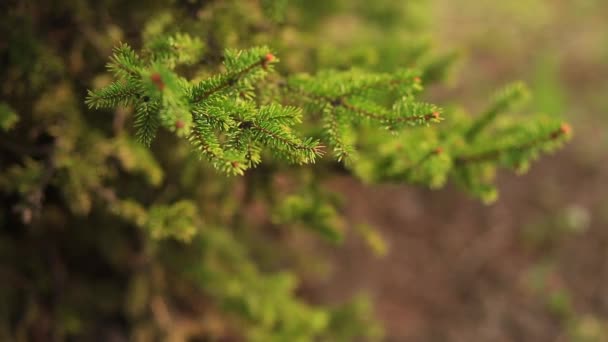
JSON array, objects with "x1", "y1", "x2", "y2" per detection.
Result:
[
  {"x1": 3, "y1": 1, "x2": 608, "y2": 341},
  {"x1": 302, "y1": 1, "x2": 608, "y2": 340}
]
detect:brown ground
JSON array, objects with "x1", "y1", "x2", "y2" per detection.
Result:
[{"x1": 312, "y1": 145, "x2": 607, "y2": 340}]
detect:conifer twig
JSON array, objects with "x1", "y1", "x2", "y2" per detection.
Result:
[
  {"x1": 285, "y1": 85, "x2": 440, "y2": 124},
  {"x1": 338, "y1": 76, "x2": 421, "y2": 98},
  {"x1": 400, "y1": 147, "x2": 444, "y2": 177},
  {"x1": 193, "y1": 54, "x2": 275, "y2": 103},
  {"x1": 339, "y1": 99, "x2": 440, "y2": 124},
  {"x1": 455, "y1": 123, "x2": 571, "y2": 165},
  {"x1": 244, "y1": 120, "x2": 324, "y2": 154}
]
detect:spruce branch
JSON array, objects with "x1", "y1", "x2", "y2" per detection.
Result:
[
  {"x1": 407, "y1": 147, "x2": 444, "y2": 171},
  {"x1": 134, "y1": 98, "x2": 160, "y2": 146},
  {"x1": 322, "y1": 106, "x2": 355, "y2": 162},
  {"x1": 282, "y1": 81, "x2": 334, "y2": 104},
  {"x1": 191, "y1": 52, "x2": 276, "y2": 103},
  {"x1": 337, "y1": 70, "x2": 422, "y2": 98},
  {"x1": 455, "y1": 123, "x2": 571, "y2": 165},
  {"x1": 240, "y1": 118, "x2": 324, "y2": 163},
  {"x1": 106, "y1": 43, "x2": 144, "y2": 79},
  {"x1": 285, "y1": 71, "x2": 441, "y2": 162},
  {"x1": 86, "y1": 80, "x2": 141, "y2": 109},
  {"x1": 340, "y1": 98, "x2": 441, "y2": 127},
  {"x1": 0, "y1": 103, "x2": 19, "y2": 131},
  {"x1": 465, "y1": 82, "x2": 530, "y2": 141},
  {"x1": 285, "y1": 74, "x2": 440, "y2": 129},
  {"x1": 233, "y1": 103, "x2": 325, "y2": 163},
  {"x1": 189, "y1": 116, "x2": 246, "y2": 175},
  {"x1": 145, "y1": 33, "x2": 205, "y2": 67},
  {"x1": 87, "y1": 35, "x2": 568, "y2": 184}
]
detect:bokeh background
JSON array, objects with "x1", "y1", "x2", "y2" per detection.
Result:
[
  {"x1": 2, "y1": 0, "x2": 608, "y2": 341},
  {"x1": 302, "y1": 1, "x2": 608, "y2": 340}
]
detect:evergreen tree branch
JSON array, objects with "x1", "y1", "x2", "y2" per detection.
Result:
[
  {"x1": 322, "y1": 106, "x2": 355, "y2": 162},
  {"x1": 238, "y1": 119, "x2": 324, "y2": 163},
  {"x1": 339, "y1": 98, "x2": 440, "y2": 125},
  {"x1": 285, "y1": 82, "x2": 440, "y2": 127},
  {"x1": 85, "y1": 80, "x2": 141, "y2": 109},
  {"x1": 337, "y1": 72, "x2": 421, "y2": 98},
  {"x1": 282, "y1": 82, "x2": 336, "y2": 103},
  {"x1": 107, "y1": 43, "x2": 144, "y2": 79},
  {"x1": 134, "y1": 98, "x2": 160, "y2": 146},
  {"x1": 465, "y1": 82, "x2": 530, "y2": 142},
  {"x1": 189, "y1": 117, "x2": 245, "y2": 175},
  {"x1": 406, "y1": 147, "x2": 444, "y2": 172},
  {"x1": 455, "y1": 123, "x2": 571, "y2": 165},
  {"x1": 192, "y1": 54, "x2": 275, "y2": 103}
]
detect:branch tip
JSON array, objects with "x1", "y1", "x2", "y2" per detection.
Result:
[
  {"x1": 262, "y1": 53, "x2": 276, "y2": 69},
  {"x1": 150, "y1": 73, "x2": 164, "y2": 91},
  {"x1": 551, "y1": 122, "x2": 572, "y2": 139}
]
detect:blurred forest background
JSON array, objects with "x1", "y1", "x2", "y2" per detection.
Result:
[
  {"x1": 316, "y1": 0, "x2": 608, "y2": 341},
  {"x1": 1, "y1": 0, "x2": 608, "y2": 341}
]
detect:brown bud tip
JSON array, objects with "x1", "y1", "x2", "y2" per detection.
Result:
[
  {"x1": 264, "y1": 53, "x2": 275, "y2": 63},
  {"x1": 414, "y1": 77, "x2": 422, "y2": 83},
  {"x1": 175, "y1": 120, "x2": 185, "y2": 129},
  {"x1": 432, "y1": 112, "x2": 441, "y2": 120},
  {"x1": 434, "y1": 147, "x2": 443, "y2": 155},
  {"x1": 551, "y1": 123, "x2": 573, "y2": 139},
  {"x1": 231, "y1": 161, "x2": 239, "y2": 168},
  {"x1": 150, "y1": 73, "x2": 164, "y2": 90},
  {"x1": 150, "y1": 73, "x2": 161, "y2": 81}
]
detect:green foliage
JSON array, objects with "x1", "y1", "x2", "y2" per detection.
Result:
[
  {"x1": 111, "y1": 199, "x2": 199, "y2": 242},
  {"x1": 0, "y1": 158, "x2": 44, "y2": 195},
  {"x1": 0, "y1": 0, "x2": 573, "y2": 340},
  {"x1": 354, "y1": 223, "x2": 388, "y2": 257},
  {"x1": 273, "y1": 190, "x2": 345, "y2": 243},
  {"x1": 87, "y1": 41, "x2": 323, "y2": 175},
  {"x1": 326, "y1": 296, "x2": 385, "y2": 341},
  {"x1": 465, "y1": 81, "x2": 531, "y2": 141},
  {"x1": 0, "y1": 103, "x2": 19, "y2": 131},
  {"x1": 185, "y1": 228, "x2": 330, "y2": 341},
  {"x1": 262, "y1": 0, "x2": 290, "y2": 23},
  {"x1": 287, "y1": 68, "x2": 440, "y2": 162}
]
